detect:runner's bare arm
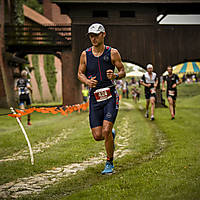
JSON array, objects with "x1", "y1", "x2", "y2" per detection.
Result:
[
  {"x1": 140, "y1": 79, "x2": 151, "y2": 88},
  {"x1": 107, "y1": 48, "x2": 126, "y2": 80},
  {"x1": 27, "y1": 85, "x2": 32, "y2": 94},
  {"x1": 177, "y1": 79, "x2": 182, "y2": 85},
  {"x1": 78, "y1": 51, "x2": 98, "y2": 88},
  {"x1": 172, "y1": 79, "x2": 182, "y2": 88},
  {"x1": 154, "y1": 77, "x2": 159, "y2": 88},
  {"x1": 26, "y1": 82, "x2": 32, "y2": 93},
  {"x1": 162, "y1": 79, "x2": 166, "y2": 91},
  {"x1": 14, "y1": 86, "x2": 18, "y2": 91}
]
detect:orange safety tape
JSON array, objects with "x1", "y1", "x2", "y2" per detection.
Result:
[
  {"x1": 8, "y1": 102, "x2": 89, "y2": 118},
  {"x1": 8, "y1": 114, "x2": 21, "y2": 118}
]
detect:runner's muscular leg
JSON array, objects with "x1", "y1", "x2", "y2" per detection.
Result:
[
  {"x1": 173, "y1": 100, "x2": 176, "y2": 116},
  {"x1": 102, "y1": 120, "x2": 114, "y2": 159},
  {"x1": 168, "y1": 97, "x2": 174, "y2": 117},
  {"x1": 146, "y1": 99, "x2": 150, "y2": 111},
  {"x1": 19, "y1": 104, "x2": 25, "y2": 110},
  {"x1": 91, "y1": 126, "x2": 104, "y2": 141},
  {"x1": 150, "y1": 97, "x2": 155, "y2": 116},
  {"x1": 27, "y1": 104, "x2": 31, "y2": 122},
  {"x1": 19, "y1": 104, "x2": 24, "y2": 121}
]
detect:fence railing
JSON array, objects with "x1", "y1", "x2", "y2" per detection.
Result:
[{"x1": 5, "y1": 24, "x2": 72, "y2": 46}]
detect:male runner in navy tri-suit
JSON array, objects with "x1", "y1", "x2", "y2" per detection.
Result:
[{"x1": 78, "y1": 23, "x2": 126, "y2": 174}]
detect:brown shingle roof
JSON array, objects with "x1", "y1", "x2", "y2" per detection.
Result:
[
  {"x1": 23, "y1": 4, "x2": 54, "y2": 25},
  {"x1": 51, "y1": 0, "x2": 200, "y2": 3}
]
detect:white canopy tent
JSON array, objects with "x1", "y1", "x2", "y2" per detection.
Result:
[
  {"x1": 123, "y1": 62, "x2": 146, "y2": 77},
  {"x1": 126, "y1": 70, "x2": 144, "y2": 77}
]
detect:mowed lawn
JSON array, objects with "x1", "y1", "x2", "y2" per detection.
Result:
[{"x1": 0, "y1": 83, "x2": 199, "y2": 200}]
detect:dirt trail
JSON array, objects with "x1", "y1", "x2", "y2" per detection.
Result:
[
  {"x1": 0, "y1": 115, "x2": 132, "y2": 199},
  {"x1": 0, "y1": 101, "x2": 167, "y2": 199}
]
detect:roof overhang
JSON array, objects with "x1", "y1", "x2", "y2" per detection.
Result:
[
  {"x1": 51, "y1": 0, "x2": 200, "y2": 3},
  {"x1": 23, "y1": 4, "x2": 54, "y2": 25}
]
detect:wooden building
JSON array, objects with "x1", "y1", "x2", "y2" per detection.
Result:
[
  {"x1": 51, "y1": 0, "x2": 200, "y2": 104},
  {"x1": 1, "y1": 0, "x2": 200, "y2": 107},
  {"x1": 52, "y1": 0, "x2": 200, "y2": 71}
]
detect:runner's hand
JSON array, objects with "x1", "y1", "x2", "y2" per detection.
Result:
[
  {"x1": 87, "y1": 77, "x2": 98, "y2": 88},
  {"x1": 162, "y1": 87, "x2": 166, "y2": 92},
  {"x1": 146, "y1": 83, "x2": 151, "y2": 87},
  {"x1": 106, "y1": 70, "x2": 114, "y2": 80},
  {"x1": 172, "y1": 83, "x2": 176, "y2": 88}
]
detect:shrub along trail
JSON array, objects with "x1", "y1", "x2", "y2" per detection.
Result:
[{"x1": 0, "y1": 101, "x2": 167, "y2": 199}]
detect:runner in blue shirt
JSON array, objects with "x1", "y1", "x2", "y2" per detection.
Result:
[{"x1": 78, "y1": 23, "x2": 126, "y2": 174}]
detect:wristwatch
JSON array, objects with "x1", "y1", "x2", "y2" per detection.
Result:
[{"x1": 114, "y1": 73, "x2": 119, "y2": 80}]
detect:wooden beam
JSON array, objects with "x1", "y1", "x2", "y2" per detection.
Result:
[{"x1": 51, "y1": 0, "x2": 200, "y2": 4}]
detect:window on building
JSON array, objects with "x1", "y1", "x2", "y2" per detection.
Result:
[
  {"x1": 93, "y1": 10, "x2": 108, "y2": 18},
  {"x1": 120, "y1": 11, "x2": 135, "y2": 18}
]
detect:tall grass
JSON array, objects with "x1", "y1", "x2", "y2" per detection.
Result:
[{"x1": 0, "y1": 83, "x2": 199, "y2": 200}]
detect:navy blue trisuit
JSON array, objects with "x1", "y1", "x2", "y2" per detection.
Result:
[{"x1": 85, "y1": 45, "x2": 119, "y2": 128}]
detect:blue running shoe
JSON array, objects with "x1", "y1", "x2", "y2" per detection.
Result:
[
  {"x1": 101, "y1": 161, "x2": 114, "y2": 175},
  {"x1": 112, "y1": 128, "x2": 116, "y2": 150}
]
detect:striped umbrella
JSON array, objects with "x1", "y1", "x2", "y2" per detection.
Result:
[{"x1": 173, "y1": 62, "x2": 200, "y2": 74}]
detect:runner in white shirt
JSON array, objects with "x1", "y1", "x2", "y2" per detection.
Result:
[{"x1": 140, "y1": 64, "x2": 158, "y2": 120}]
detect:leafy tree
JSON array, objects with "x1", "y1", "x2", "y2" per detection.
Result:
[
  {"x1": 13, "y1": 0, "x2": 24, "y2": 24},
  {"x1": 23, "y1": 0, "x2": 43, "y2": 14},
  {"x1": 13, "y1": 0, "x2": 43, "y2": 24},
  {"x1": 32, "y1": 55, "x2": 43, "y2": 99},
  {"x1": 44, "y1": 55, "x2": 57, "y2": 101}
]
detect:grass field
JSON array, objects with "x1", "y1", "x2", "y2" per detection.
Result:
[{"x1": 0, "y1": 83, "x2": 199, "y2": 200}]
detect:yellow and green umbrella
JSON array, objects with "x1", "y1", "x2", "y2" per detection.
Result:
[{"x1": 173, "y1": 62, "x2": 200, "y2": 74}]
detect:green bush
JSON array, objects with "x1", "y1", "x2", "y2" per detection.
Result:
[
  {"x1": 13, "y1": 0, "x2": 24, "y2": 25},
  {"x1": 32, "y1": 55, "x2": 42, "y2": 99},
  {"x1": 12, "y1": 0, "x2": 43, "y2": 25}
]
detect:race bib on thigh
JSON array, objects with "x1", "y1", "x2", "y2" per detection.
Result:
[
  {"x1": 168, "y1": 90, "x2": 175, "y2": 96},
  {"x1": 94, "y1": 87, "x2": 112, "y2": 102},
  {"x1": 150, "y1": 88, "x2": 156, "y2": 94}
]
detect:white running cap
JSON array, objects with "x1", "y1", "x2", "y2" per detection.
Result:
[
  {"x1": 146, "y1": 64, "x2": 153, "y2": 69},
  {"x1": 88, "y1": 23, "x2": 105, "y2": 34},
  {"x1": 21, "y1": 70, "x2": 28, "y2": 77}
]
